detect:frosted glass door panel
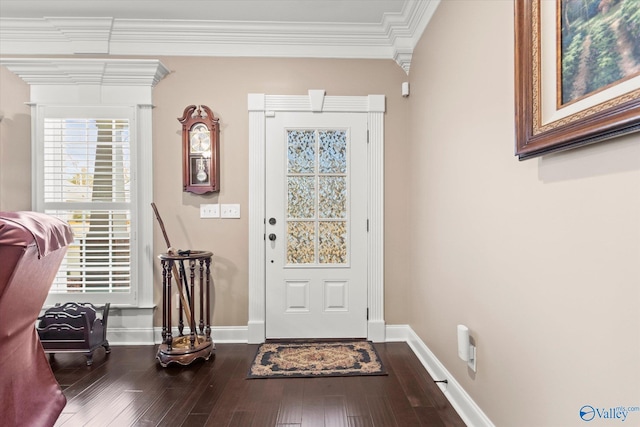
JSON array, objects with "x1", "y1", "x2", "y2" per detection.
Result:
[{"x1": 286, "y1": 129, "x2": 349, "y2": 265}]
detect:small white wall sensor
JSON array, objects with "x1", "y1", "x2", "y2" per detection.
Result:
[
  {"x1": 401, "y1": 82, "x2": 410, "y2": 97},
  {"x1": 457, "y1": 324, "x2": 477, "y2": 372}
]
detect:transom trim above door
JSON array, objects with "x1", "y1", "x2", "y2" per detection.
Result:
[{"x1": 247, "y1": 90, "x2": 385, "y2": 343}]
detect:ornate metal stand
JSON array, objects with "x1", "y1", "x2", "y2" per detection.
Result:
[{"x1": 157, "y1": 250, "x2": 214, "y2": 367}]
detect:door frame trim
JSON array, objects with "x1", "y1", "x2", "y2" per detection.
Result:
[{"x1": 247, "y1": 91, "x2": 385, "y2": 343}]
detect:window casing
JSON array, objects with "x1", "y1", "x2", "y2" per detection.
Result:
[
  {"x1": 1, "y1": 58, "x2": 167, "y2": 344},
  {"x1": 35, "y1": 106, "x2": 139, "y2": 306}
]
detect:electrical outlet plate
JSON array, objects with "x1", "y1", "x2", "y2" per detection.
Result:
[
  {"x1": 200, "y1": 204, "x2": 219, "y2": 218},
  {"x1": 221, "y1": 204, "x2": 240, "y2": 218}
]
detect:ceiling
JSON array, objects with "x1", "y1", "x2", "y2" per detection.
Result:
[{"x1": 0, "y1": 0, "x2": 440, "y2": 73}]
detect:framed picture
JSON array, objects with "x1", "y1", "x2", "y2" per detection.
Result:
[{"x1": 515, "y1": 0, "x2": 640, "y2": 160}]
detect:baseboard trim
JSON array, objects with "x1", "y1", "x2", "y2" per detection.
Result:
[
  {"x1": 387, "y1": 325, "x2": 495, "y2": 427},
  {"x1": 107, "y1": 327, "x2": 155, "y2": 346}
]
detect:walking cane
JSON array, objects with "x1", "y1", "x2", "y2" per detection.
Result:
[{"x1": 151, "y1": 202, "x2": 196, "y2": 335}]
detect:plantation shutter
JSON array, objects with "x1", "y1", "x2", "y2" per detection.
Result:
[{"x1": 43, "y1": 118, "x2": 132, "y2": 294}]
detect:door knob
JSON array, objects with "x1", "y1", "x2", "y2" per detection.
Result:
[
  {"x1": 268, "y1": 233, "x2": 277, "y2": 241},
  {"x1": 269, "y1": 217, "x2": 276, "y2": 225}
]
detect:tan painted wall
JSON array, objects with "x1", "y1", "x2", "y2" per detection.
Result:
[
  {"x1": 0, "y1": 56, "x2": 411, "y2": 327},
  {"x1": 5, "y1": 4, "x2": 637, "y2": 423},
  {"x1": 407, "y1": 1, "x2": 640, "y2": 426}
]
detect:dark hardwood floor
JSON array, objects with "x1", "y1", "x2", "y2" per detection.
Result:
[{"x1": 49, "y1": 342, "x2": 466, "y2": 427}]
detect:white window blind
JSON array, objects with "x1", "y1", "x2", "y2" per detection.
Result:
[{"x1": 43, "y1": 118, "x2": 132, "y2": 294}]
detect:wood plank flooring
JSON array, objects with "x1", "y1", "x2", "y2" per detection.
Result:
[{"x1": 49, "y1": 342, "x2": 466, "y2": 427}]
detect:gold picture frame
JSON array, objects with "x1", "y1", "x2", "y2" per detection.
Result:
[{"x1": 514, "y1": 0, "x2": 640, "y2": 160}]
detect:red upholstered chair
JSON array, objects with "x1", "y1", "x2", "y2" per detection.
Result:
[{"x1": 0, "y1": 211, "x2": 73, "y2": 427}]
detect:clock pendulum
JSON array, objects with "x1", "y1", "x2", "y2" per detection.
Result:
[{"x1": 196, "y1": 158, "x2": 207, "y2": 182}]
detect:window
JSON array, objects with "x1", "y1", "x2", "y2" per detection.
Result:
[
  {"x1": 44, "y1": 117, "x2": 132, "y2": 297},
  {"x1": 36, "y1": 107, "x2": 139, "y2": 306}
]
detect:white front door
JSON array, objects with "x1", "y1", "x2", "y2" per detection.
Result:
[{"x1": 265, "y1": 111, "x2": 368, "y2": 339}]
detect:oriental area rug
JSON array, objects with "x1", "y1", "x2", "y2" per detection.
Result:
[{"x1": 247, "y1": 341, "x2": 387, "y2": 379}]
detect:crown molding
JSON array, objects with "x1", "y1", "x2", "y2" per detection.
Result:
[
  {"x1": 0, "y1": 58, "x2": 170, "y2": 86},
  {"x1": 0, "y1": 0, "x2": 439, "y2": 73}
]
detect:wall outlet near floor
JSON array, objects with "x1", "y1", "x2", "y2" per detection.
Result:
[
  {"x1": 221, "y1": 204, "x2": 241, "y2": 218},
  {"x1": 200, "y1": 204, "x2": 220, "y2": 218}
]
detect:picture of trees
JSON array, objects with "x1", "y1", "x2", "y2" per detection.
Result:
[{"x1": 560, "y1": 0, "x2": 640, "y2": 105}]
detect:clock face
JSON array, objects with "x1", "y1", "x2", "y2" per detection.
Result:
[{"x1": 190, "y1": 123, "x2": 211, "y2": 152}]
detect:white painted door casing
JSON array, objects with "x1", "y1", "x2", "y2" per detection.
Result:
[{"x1": 247, "y1": 91, "x2": 385, "y2": 343}]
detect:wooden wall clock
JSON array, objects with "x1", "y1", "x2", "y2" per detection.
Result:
[{"x1": 178, "y1": 105, "x2": 220, "y2": 194}]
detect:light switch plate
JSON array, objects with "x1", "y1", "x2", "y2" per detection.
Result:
[
  {"x1": 200, "y1": 204, "x2": 220, "y2": 218},
  {"x1": 221, "y1": 204, "x2": 240, "y2": 218}
]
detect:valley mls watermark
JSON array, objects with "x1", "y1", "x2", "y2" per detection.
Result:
[{"x1": 579, "y1": 405, "x2": 640, "y2": 422}]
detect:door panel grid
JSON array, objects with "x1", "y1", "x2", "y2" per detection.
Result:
[{"x1": 286, "y1": 128, "x2": 349, "y2": 266}]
